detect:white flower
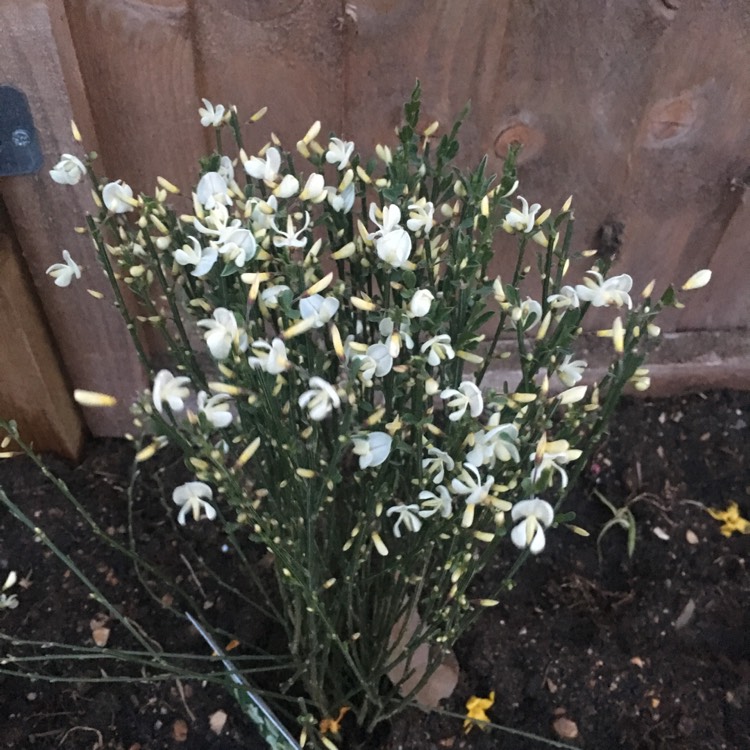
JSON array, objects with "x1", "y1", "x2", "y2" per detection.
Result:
[
  {"x1": 243, "y1": 146, "x2": 281, "y2": 183},
  {"x1": 365, "y1": 343, "x2": 393, "y2": 377},
  {"x1": 300, "y1": 173, "x2": 326, "y2": 202},
  {"x1": 274, "y1": 174, "x2": 299, "y2": 199},
  {"x1": 217, "y1": 225, "x2": 257, "y2": 267},
  {"x1": 218, "y1": 155, "x2": 235, "y2": 182},
  {"x1": 547, "y1": 285, "x2": 580, "y2": 310},
  {"x1": 197, "y1": 391, "x2": 233, "y2": 428},
  {"x1": 440, "y1": 381, "x2": 484, "y2": 421},
  {"x1": 272, "y1": 212, "x2": 311, "y2": 249},
  {"x1": 558, "y1": 385, "x2": 587, "y2": 405},
  {"x1": 196, "y1": 172, "x2": 231, "y2": 210},
  {"x1": 531, "y1": 438, "x2": 582, "y2": 489},
  {"x1": 248, "y1": 337, "x2": 289, "y2": 374},
  {"x1": 418, "y1": 486, "x2": 453, "y2": 518},
  {"x1": 466, "y1": 422, "x2": 519, "y2": 468},
  {"x1": 102, "y1": 180, "x2": 134, "y2": 213},
  {"x1": 0, "y1": 571, "x2": 19, "y2": 609},
  {"x1": 49, "y1": 154, "x2": 86, "y2": 185},
  {"x1": 375, "y1": 227, "x2": 411, "y2": 268},
  {"x1": 386, "y1": 504, "x2": 428, "y2": 537},
  {"x1": 198, "y1": 98, "x2": 226, "y2": 127},
  {"x1": 422, "y1": 446, "x2": 455, "y2": 484},
  {"x1": 326, "y1": 183, "x2": 355, "y2": 213},
  {"x1": 406, "y1": 199, "x2": 435, "y2": 234},
  {"x1": 352, "y1": 431, "x2": 392, "y2": 469},
  {"x1": 451, "y1": 463, "x2": 494, "y2": 524},
  {"x1": 325, "y1": 137, "x2": 354, "y2": 170},
  {"x1": 368, "y1": 203, "x2": 403, "y2": 238},
  {"x1": 298, "y1": 377, "x2": 340, "y2": 421},
  {"x1": 299, "y1": 294, "x2": 340, "y2": 327},
  {"x1": 556, "y1": 354, "x2": 587, "y2": 387},
  {"x1": 249, "y1": 195, "x2": 278, "y2": 231},
  {"x1": 152, "y1": 369, "x2": 190, "y2": 414},
  {"x1": 421, "y1": 334, "x2": 455, "y2": 366},
  {"x1": 575, "y1": 270, "x2": 633, "y2": 309},
  {"x1": 503, "y1": 196, "x2": 541, "y2": 233},
  {"x1": 260, "y1": 284, "x2": 291, "y2": 308},
  {"x1": 510, "y1": 498, "x2": 555, "y2": 554},
  {"x1": 409, "y1": 289, "x2": 434, "y2": 318},
  {"x1": 378, "y1": 317, "x2": 414, "y2": 357},
  {"x1": 46, "y1": 250, "x2": 81, "y2": 287},
  {"x1": 194, "y1": 203, "x2": 231, "y2": 237},
  {"x1": 197, "y1": 307, "x2": 246, "y2": 360},
  {"x1": 174, "y1": 236, "x2": 218, "y2": 277},
  {"x1": 511, "y1": 297, "x2": 543, "y2": 330},
  {"x1": 173, "y1": 481, "x2": 217, "y2": 525},
  {"x1": 681, "y1": 269, "x2": 712, "y2": 290}
]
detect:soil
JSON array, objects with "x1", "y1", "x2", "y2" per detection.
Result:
[{"x1": 1, "y1": 390, "x2": 748, "y2": 750}]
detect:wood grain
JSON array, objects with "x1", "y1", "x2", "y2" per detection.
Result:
[
  {"x1": 0, "y1": 218, "x2": 84, "y2": 459},
  {"x1": 0, "y1": 0, "x2": 145, "y2": 436}
]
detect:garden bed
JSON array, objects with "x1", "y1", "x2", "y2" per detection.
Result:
[{"x1": 1, "y1": 390, "x2": 748, "y2": 750}]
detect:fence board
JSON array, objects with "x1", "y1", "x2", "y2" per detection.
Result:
[
  {"x1": 187, "y1": 0, "x2": 344, "y2": 154},
  {"x1": 0, "y1": 219, "x2": 84, "y2": 459},
  {"x1": 62, "y1": 0, "x2": 206, "y2": 192},
  {"x1": 0, "y1": 0, "x2": 145, "y2": 435}
]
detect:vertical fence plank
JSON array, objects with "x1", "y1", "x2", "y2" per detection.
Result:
[
  {"x1": 62, "y1": 0, "x2": 206, "y2": 192},
  {"x1": 188, "y1": 0, "x2": 343, "y2": 155},
  {"x1": 0, "y1": 0, "x2": 146, "y2": 436},
  {"x1": 0, "y1": 217, "x2": 84, "y2": 458}
]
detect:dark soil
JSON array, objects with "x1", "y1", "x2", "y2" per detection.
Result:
[{"x1": 1, "y1": 391, "x2": 748, "y2": 750}]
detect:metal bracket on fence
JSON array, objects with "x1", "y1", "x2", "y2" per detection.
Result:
[{"x1": 0, "y1": 86, "x2": 43, "y2": 177}]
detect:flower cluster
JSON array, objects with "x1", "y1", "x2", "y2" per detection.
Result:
[{"x1": 47, "y1": 85, "x2": 710, "y2": 729}]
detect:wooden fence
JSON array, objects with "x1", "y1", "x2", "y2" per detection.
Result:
[{"x1": 1, "y1": 0, "x2": 749, "y2": 457}]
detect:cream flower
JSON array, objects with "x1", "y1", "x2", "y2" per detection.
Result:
[
  {"x1": 49, "y1": 154, "x2": 86, "y2": 185},
  {"x1": 418, "y1": 486, "x2": 453, "y2": 518},
  {"x1": 198, "y1": 98, "x2": 226, "y2": 127},
  {"x1": 409, "y1": 289, "x2": 434, "y2": 318},
  {"x1": 299, "y1": 173, "x2": 326, "y2": 202},
  {"x1": 197, "y1": 307, "x2": 246, "y2": 360},
  {"x1": 248, "y1": 338, "x2": 289, "y2": 374},
  {"x1": 510, "y1": 498, "x2": 555, "y2": 554},
  {"x1": 421, "y1": 334, "x2": 455, "y2": 366},
  {"x1": 243, "y1": 146, "x2": 281, "y2": 183},
  {"x1": 440, "y1": 381, "x2": 484, "y2": 421},
  {"x1": 271, "y1": 212, "x2": 311, "y2": 249},
  {"x1": 368, "y1": 204, "x2": 403, "y2": 238},
  {"x1": 298, "y1": 377, "x2": 341, "y2": 421},
  {"x1": 152, "y1": 369, "x2": 190, "y2": 414},
  {"x1": 325, "y1": 137, "x2": 355, "y2": 170},
  {"x1": 217, "y1": 225, "x2": 257, "y2": 267},
  {"x1": 46, "y1": 250, "x2": 81, "y2": 287},
  {"x1": 376, "y1": 228, "x2": 412, "y2": 269},
  {"x1": 547, "y1": 285, "x2": 580, "y2": 310},
  {"x1": 365, "y1": 343, "x2": 393, "y2": 377},
  {"x1": 174, "y1": 237, "x2": 218, "y2": 277},
  {"x1": 452, "y1": 463, "x2": 494, "y2": 527},
  {"x1": 531, "y1": 437, "x2": 582, "y2": 489},
  {"x1": 197, "y1": 391, "x2": 233, "y2": 428},
  {"x1": 273, "y1": 174, "x2": 299, "y2": 199},
  {"x1": 260, "y1": 284, "x2": 291, "y2": 308},
  {"x1": 511, "y1": 298, "x2": 542, "y2": 330},
  {"x1": 173, "y1": 481, "x2": 217, "y2": 525},
  {"x1": 386, "y1": 504, "x2": 430, "y2": 537},
  {"x1": 422, "y1": 446, "x2": 455, "y2": 484},
  {"x1": 406, "y1": 199, "x2": 435, "y2": 235},
  {"x1": 102, "y1": 180, "x2": 134, "y2": 213},
  {"x1": 326, "y1": 183, "x2": 355, "y2": 213},
  {"x1": 575, "y1": 270, "x2": 633, "y2": 309},
  {"x1": 196, "y1": 172, "x2": 231, "y2": 210},
  {"x1": 378, "y1": 317, "x2": 414, "y2": 357},
  {"x1": 556, "y1": 354, "x2": 587, "y2": 387},
  {"x1": 503, "y1": 196, "x2": 541, "y2": 233},
  {"x1": 681, "y1": 269, "x2": 712, "y2": 290},
  {"x1": 299, "y1": 294, "x2": 340, "y2": 328},
  {"x1": 352, "y1": 431, "x2": 392, "y2": 469},
  {"x1": 466, "y1": 422, "x2": 519, "y2": 467}
]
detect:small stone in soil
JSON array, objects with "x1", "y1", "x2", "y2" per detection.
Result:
[
  {"x1": 685, "y1": 529, "x2": 699, "y2": 544},
  {"x1": 552, "y1": 716, "x2": 579, "y2": 739},
  {"x1": 210, "y1": 709, "x2": 228, "y2": 734},
  {"x1": 172, "y1": 718, "x2": 188, "y2": 742}
]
